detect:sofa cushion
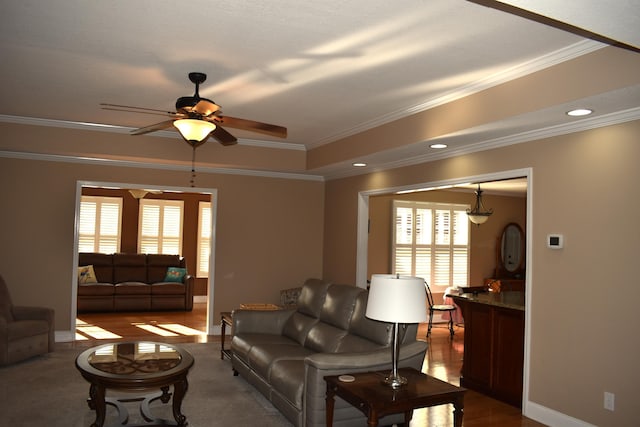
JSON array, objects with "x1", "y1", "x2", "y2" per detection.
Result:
[
  {"x1": 7, "y1": 320, "x2": 50, "y2": 341},
  {"x1": 305, "y1": 322, "x2": 347, "y2": 353},
  {"x1": 348, "y1": 291, "x2": 392, "y2": 346},
  {"x1": 163, "y1": 267, "x2": 187, "y2": 283},
  {"x1": 79, "y1": 253, "x2": 114, "y2": 283},
  {"x1": 151, "y1": 283, "x2": 185, "y2": 295},
  {"x1": 335, "y1": 333, "x2": 387, "y2": 353},
  {"x1": 78, "y1": 265, "x2": 98, "y2": 284},
  {"x1": 147, "y1": 254, "x2": 184, "y2": 283},
  {"x1": 247, "y1": 343, "x2": 313, "y2": 379},
  {"x1": 113, "y1": 253, "x2": 147, "y2": 283},
  {"x1": 282, "y1": 312, "x2": 318, "y2": 345},
  {"x1": 269, "y1": 359, "x2": 306, "y2": 410},
  {"x1": 77, "y1": 283, "x2": 115, "y2": 296},
  {"x1": 296, "y1": 279, "x2": 331, "y2": 318},
  {"x1": 114, "y1": 283, "x2": 151, "y2": 295},
  {"x1": 319, "y1": 284, "x2": 363, "y2": 330},
  {"x1": 232, "y1": 333, "x2": 300, "y2": 364}
]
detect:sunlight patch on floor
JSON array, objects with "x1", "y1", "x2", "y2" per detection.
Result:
[
  {"x1": 133, "y1": 324, "x2": 179, "y2": 336},
  {"x1": 157, "y1": 323, "x2": 206, "y2": 336},
  {"x1": 76, "y1": 325, "x2": 123, "y2": 339}
]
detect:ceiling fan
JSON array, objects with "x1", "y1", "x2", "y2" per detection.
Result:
[{"x1": 101, "y1": 72, "x2": 287, "y2": 147}]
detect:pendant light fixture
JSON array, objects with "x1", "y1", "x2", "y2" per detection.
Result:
[{"x1": 466, "y1": 184, "x2": 493, "y2": 225}]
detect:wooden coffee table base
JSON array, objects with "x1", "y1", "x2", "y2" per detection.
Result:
[
  {"x1": 87, "y1": 380, "x2": 188, "y2": 427},
  {"x1": 76, "y1": 342, "x2": 194, "y2": 427},
  {"x1": 325, "y1": 368, "x2": 465, "y2": 427}
]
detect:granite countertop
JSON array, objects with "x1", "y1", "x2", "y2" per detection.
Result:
[{"x1": 449, "y1": 290, "x2": 525, "y2": 311}]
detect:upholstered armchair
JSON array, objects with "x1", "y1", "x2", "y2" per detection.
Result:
[{"x1": 0, "y1": 274, "x2": 55, "y2": 365}]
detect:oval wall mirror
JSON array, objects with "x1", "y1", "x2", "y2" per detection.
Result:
[{"x1": 500, "y1": 223, "x2": 524, "y2": 273}]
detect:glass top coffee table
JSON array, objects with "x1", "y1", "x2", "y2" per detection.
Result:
[{"x1": 75, "y1": 341, "x2": 194, "y2": 427}]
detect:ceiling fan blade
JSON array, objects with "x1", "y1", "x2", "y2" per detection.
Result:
[
  {"x1": 130, "y1": 119, "x2": 176, "y2": 135},
  {"x1": 218, "y1": 116, "x2": 287, "y2": 138},
  {"x1": 102, "y1": 106, "x2": 179, "y2": 119},
  {"x1": 210, "y1": 126, "x2": 238, "y2": 146},
  {"x1": 101, "y1": 103, "x2": 177, "y2": 115},
  {"x1": 193, "y1": 99, "x2": 221, "y2": 116}
]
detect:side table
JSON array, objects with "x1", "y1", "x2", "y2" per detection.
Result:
[
  {"x1": 220, "y1": 311, "x2": 233, "y2": 360},
  {"x1": 325, "y1": 367, "x2": 465, "y2": 427}
]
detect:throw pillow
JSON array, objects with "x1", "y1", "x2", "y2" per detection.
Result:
[
  {"x1": 78, "y1": 265, "x2": 98, "y2": 284},
  {"x1": 164, "y1": 267, "x2": 187, "y2": 283}
]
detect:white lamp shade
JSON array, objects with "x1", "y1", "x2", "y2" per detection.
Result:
[
  {"x1": 173, "y1": 119, "x2": 216, "y2": 142},
  {"x1": 365, "y1": 274, "x2": 427, "y2": 323}
]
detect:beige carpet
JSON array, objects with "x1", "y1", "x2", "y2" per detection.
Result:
[{"x1": 0, "y1": 342, "x2": 292, "y2": 427}]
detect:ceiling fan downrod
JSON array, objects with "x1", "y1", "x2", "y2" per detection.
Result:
[
  {"x1": 189, "y1": 72, "x2": 207, "y2": 99},
  {"x1": 190, "y1": 144, "x2": 198, "y2": 188}
]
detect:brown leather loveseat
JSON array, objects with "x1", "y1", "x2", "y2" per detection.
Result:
[{"x1": 77, "y1": 253, "x2": 194, "y2": 313}]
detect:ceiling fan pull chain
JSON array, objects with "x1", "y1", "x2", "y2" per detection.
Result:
[{"x1": 190, "y1": 144, "x2": 197, "y2": 187}]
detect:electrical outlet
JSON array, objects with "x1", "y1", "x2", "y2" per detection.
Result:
[{"x1": 604, "y1": 392, "x2": 615, "y2": 411}]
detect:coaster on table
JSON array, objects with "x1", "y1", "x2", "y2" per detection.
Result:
[{"x1": 338, "y1": 375, "x2": 355, "y2": 382}]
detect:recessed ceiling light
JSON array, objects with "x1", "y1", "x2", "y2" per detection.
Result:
[
  {"x1": 430, "y1": 143, "x2": 447, "y2": 149},
  {"x1": 352, "y1": 162, "x2": 367, "y2": 167},
  {"x1": 566, "y1": 109, "x2": 593, "y2": 117}
]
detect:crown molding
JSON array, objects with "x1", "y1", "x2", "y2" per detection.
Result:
[
  {"x1": 309, "y1": 39, "x2": 606, "y2": 148},
  {"x1": 0, "y1": 150, "x2": 324, "y2": 182},
  {"x1": 0, "y1": 114, "x2": 305, "y2": 152}
]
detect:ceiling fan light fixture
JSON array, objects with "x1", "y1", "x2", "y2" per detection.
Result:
[{"x1": 173, "y1": 119, "x2": 216, "y2": 143}]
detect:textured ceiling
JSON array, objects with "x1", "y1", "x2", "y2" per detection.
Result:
[{"x1": 0, "y1": 0, "x2": 638, "y2": 182}]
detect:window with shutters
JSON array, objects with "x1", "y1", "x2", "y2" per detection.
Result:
[
  {"x1": 392, "y1": 200, "x2": 470, "y2": 288},
  {"x1": 196, "y1": 201, "x2": 211, "y2": 278},
  {"x1": 78, "y1": 196, "x2": 122, "y2": 253},
  {"x1": 138, "y1": 199, "x2": 184, "y2": 255}
]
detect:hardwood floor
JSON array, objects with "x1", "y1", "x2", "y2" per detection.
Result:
[{"x1": 67, "y1": 304, "x2": 546, "y2": 426}]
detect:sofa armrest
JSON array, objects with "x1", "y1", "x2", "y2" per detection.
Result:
[
  {"x1": 183, "y1": 274, "x2": 195, "y2": 311},
  {"x1": 305, "y1": 340, "x2": 428, "y2": 371},
  {"x1": 232, "y1": 308, "x2": 295, "y2": 335},
  {"x1": 302, "y1": 341, "x2": 428, "y2": 426},
  {"x1": 12, "y1": 306, "x2": 55, "y2": 351},
  {"x1": 12, "y1": 306, "x2": 54, "y2": 323}
]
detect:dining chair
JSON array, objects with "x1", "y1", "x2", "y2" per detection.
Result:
[{"x1": 425, "y1": 281, "x2": 456, "y2": 338}]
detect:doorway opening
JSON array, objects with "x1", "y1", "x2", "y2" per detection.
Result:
[
  {"x1": 355, "y1": 168, "x2": 532, "y2": 407},
  {"x1": 71, "y1": 180, "x2": 218, "y2": 342}
]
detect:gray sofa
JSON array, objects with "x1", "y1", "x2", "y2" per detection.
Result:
[{"x1": 231, "y1": 279, "x2": 429, "y2": 427}]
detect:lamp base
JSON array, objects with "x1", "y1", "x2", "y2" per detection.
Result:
[{"x1": 382, "y1": 373, "x2": 408, "y2": 389}]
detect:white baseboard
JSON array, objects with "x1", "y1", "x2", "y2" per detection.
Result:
[
  {"x1": 525, "y1": 400, "x2": 596, "y2": 427},
  {"x1": 193, "y1": 295, "x2": 207, "y2": 303}
]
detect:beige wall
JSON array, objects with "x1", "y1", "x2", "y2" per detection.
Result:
[
  {"x1": 367, "y1": 190, "x2": 526, "y2": 284},
  {"x1": 0, "y1": 152, "x2": 324, "y2": 332},
  {"x1": 323, "y1": 119, "x2": 640, "y2": 426},
  {"x1": 2, "y1": 117, "x2": 639, "y2": 426}
]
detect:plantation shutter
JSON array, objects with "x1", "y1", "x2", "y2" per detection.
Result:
[
  {"x1": 197, "y1": 202, "x2": 212, "y2": 278},
  {"x1": 138, "y1": 200, "x2": 184, "y2": 255},
  {"x1": 392, "y1": 200, "x2": 469, "y2": 288},
  {"x1": 78, "y1": 196, "x2": 122, "y2": 253}
]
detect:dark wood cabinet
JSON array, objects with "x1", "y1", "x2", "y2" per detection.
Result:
[{"x1": 452, "y1": 293, "x2": 524, "y2": 407}]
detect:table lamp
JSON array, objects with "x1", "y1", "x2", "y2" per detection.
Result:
[{"x1": 365, "y1": 274, "x2": 427, "y2": 388}]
